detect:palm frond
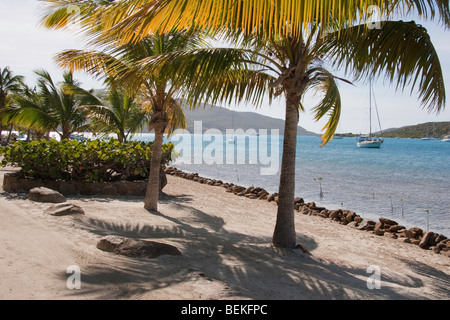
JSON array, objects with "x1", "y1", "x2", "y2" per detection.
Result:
[
  {"x1": 320, "y1": 20, "x2": 446, "y2": 113},
  {"x1": 39, "y1": 0, "x2": 450, "y2": 46},
  {"x1": 310, "y1": 73, "x2": 343, "y2": 146}
]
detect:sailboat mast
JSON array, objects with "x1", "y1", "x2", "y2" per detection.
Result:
[{"x1": 369, "y1": 83, "x2": 372, "y2": 140}]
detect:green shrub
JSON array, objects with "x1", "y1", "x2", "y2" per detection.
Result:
[{"x1": 0, "y1": 138, "x2": 174, "y2": 182}]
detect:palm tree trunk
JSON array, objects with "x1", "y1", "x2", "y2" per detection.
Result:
[
  {"x1": 272, "y1": 93, "x2": 301, "y2": 248},
  {"x1": 6, "y1": 124, "x2": 13, "y2": 143},
  {"x1": 144, "y1": 126, "x2": 164, "y2": 211}
]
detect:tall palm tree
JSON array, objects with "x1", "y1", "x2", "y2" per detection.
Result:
[
  {"x1": 53, "y1": 33, "x2": 201, "y2": 211},
  {"x1": 114, "y1": 23, "x2": 446, "y2": 248},
  {"x1": 41, "y1": 0, "x2": 449, "y2": 248},
  {"x1": 0, "y1": 67, "x2": 24, "y2": 137},
  {"x1": 4, "y1": 70, "x2": 97, "y2": 140}
]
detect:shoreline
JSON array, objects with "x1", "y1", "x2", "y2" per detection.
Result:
[
  {"x1": 0, "y1": 166, "x2": 449, "y2": 300},
  {"x1": 164, "y1": 166, "x2": 450, "y2": 257}
]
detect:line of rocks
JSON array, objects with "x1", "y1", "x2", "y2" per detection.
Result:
[{"x1": 164, "y1": 166, "x2": 450, "y2": 257}]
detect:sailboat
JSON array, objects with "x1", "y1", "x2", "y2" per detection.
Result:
[{"x1": 356, "y1": 83, "x2": 384, "y2": 148}]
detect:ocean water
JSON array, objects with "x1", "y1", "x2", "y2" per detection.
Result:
[{"x1": 133, "y1": 133, "x2": 450, "y2": 236}]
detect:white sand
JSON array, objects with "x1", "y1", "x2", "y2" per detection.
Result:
[{"x1": 0, "y1": 166, "x2": 449, "y2": 300}]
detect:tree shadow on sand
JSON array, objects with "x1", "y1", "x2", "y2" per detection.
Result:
[{"x1": 58, "y1": 194, "x2": 439, "y2": 300}]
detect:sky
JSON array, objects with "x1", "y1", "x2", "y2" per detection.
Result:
[{"x1": 1, "y1": 0, "x2": 450, "y2": 135}]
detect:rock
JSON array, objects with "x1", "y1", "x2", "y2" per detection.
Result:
[
  {"x1": 243, "y1": 186, "x2": 254, "y2": 194},
  {"x1": 298, "y1": 206, "x2": 311, "y2": 215},
  {"x1": 96, "y1": 235, "x2": 181, "y2": 259},
  {"x1": 344, "y1": 211, "x2": 356, "y2": 223},
  {"x1": 388, "y1": 225, "x2": 406, "y2": 233},
  {"x1": 419, "y1": 232, "x2": 434, "y2": 249},
  {"x1": 384, "y1": 232, "x2": 397, "y2": 239},
  {"x1": 406, "y1": 227, "x2": 423, "y2": 239},
  {"x1": 357, "y1": 219, "x2": 375, "y2": 231},
  {"x1": 347, "y1": 221, "x2": 359, "y2": 228},
  {"x1": 328, "y1": 209, "x2": 342, "y2": 221},
  {"x1": 294, "y1": 197, "x2": 304, "y2": 204},
  {"x1": 45, "y1": 203, "x2": 85, "y2": 216},
  {"x1": 28, "y1": 187, "x2": 66, "y2": 203},
  {"x1": 379, "y1": 217, "x2": 398, "y2": 226},
  {"x1": 354, "y1": 216, "x2": 363, "y2": 224},
  {"x1": 433, "y1": 243, "x2": 447, "y2": 253},
  {"x1": 374, "y1": 222, "x2": 384, "y2": 233},
  {"x1": 435, "y1": 234, "x2": 447, "y2": 243}
]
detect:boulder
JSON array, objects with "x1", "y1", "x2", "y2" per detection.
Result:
[
  {"x1": 406, "y1": 227, "x2": 423, "y2": 239},
  {"x1": 346, "y1": 221, "x2": 359, "y2": 228},
  {"x1": 384, "y1": 232, "x2": 397, "y2": 239},
  {"x1": 388, "y1": 225, "x2": 406, "y2": 233},
  {"x1": 419, "y1": 232, "x2": 434, "y2": 249},
  {"x1": 379, "y1": 217, "x2": 398, "y2": 226},
  {"x1": 45, "y1": 203, "x2": 85, "y2": 216},
  {"x1": 96, "y1": 235, "x2": 181, "y2": 259},
  {"x1": 294, "y1": 197, "x2": 304, "y2": 204},
  {"x1": 357, "y1": 219, "x2": 376, "y2": 231},
  {"x1": 328, "y1": 209, "x2": 342, "y2": 221},
  {"x1": 433, "y1": 243, "x2": 447, "y2": 254},
  {"x1": 344, "y1": 211, "x2": 356, "y2": 223},
  {"x1": 28, "y1": 187, "x2": 66, "y2": 203}
]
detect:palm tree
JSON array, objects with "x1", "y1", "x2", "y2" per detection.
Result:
[
  {"x1": 0, "y1": 67, "x2": 24, "y2": 137},
  {"x1": 52, "y1": 33, "x2": 202, "y2": 211},
  {"x1": 80, "y1": 88, "x2": 148, "y2": 143},
  {"x1": 4, "y1": 70, "x2": 97, "y2": 140},
  {"x1": 41, "y1": 0, "x2": 448, "y2": 248}
]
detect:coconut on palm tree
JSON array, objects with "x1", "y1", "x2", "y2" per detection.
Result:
[{"x1": 41, "y1": 0, "x2": 448, "y2": 248}]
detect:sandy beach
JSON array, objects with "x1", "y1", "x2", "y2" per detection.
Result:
[{"x1": 0, "y1": 166, "x2": 449, "y2": 300}]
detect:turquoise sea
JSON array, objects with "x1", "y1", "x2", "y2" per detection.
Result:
[{"x1": 134, "y1": 133, "x2": 450, "y2": 237}]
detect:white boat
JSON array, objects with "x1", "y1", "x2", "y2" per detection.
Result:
[
  {"x1": 441, "y1": 135, "x2": 450, "y2": 142},
  {"x1": 357, "y1": 83, "x2": 384, "y2": 149},
  {"x1": 356, "y1": 136, "x2": 384, "y2": 148}
]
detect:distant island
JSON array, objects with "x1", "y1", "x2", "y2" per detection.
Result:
[
  {"x1": 373, "y1": 121, "x2": 450, "y2": 139},
  {"x1": 140, "y1": 102, "x2": 319, "y2": 136}
]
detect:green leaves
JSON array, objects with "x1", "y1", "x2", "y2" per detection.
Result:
[
  {"x1": 0, "y1": 138, "x2": 174, "y2": 182},
  {"x1": 320, "y1": 20, "x2": 446, "y2": 113}
]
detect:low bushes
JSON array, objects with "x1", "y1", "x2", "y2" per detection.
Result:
[{"x1": 0, "y1": 138, "x2": 174, "y2": 182}]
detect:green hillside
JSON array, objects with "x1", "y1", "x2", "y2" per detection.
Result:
[{"x1": 376, "y1": 122, "x2": 450, "y2": 139}]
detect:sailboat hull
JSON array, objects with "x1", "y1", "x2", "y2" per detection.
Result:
[{"x1": 356, "y1": 140, "x2": 383, "y2": 148}]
